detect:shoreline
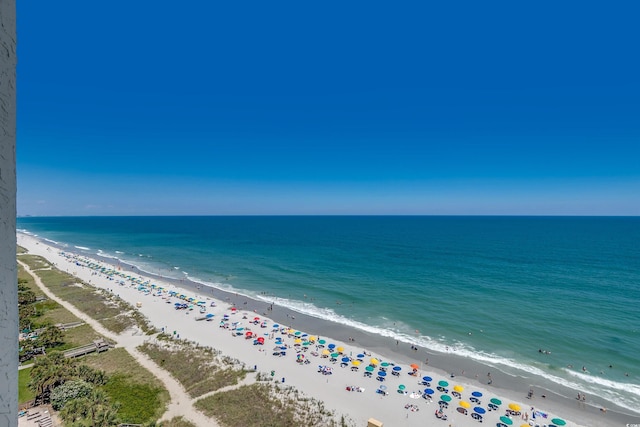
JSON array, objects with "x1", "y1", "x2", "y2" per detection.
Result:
[{"x1": 18, "y1": 233, "x2": 639, "y2": 427}]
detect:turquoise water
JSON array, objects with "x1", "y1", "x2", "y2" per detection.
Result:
[{"x1": 17, "y1": 216, "x2": 640, "y2": 413}]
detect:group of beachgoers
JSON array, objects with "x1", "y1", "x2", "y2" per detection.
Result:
[{"x1": 55, "y1": 249, "x2": 576, "y2": 427}]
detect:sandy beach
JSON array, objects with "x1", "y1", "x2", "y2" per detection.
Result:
[{"x1": 18, "y1": 233, "x2": 635, "y2": 427}]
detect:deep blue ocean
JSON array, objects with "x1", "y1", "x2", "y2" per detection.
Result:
[{"x1": 17, "y1": 216, "x2": 640, "y2": 413}]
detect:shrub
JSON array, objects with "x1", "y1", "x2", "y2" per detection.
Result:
[{"x1": 50, "y1": 379, "x2": 94, "y2": 410}]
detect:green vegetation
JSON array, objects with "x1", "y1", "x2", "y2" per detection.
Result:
[
  {"x1": 160, "y1": 417, "x2": 197, "y2": 427},
  {"x1": 194, "y1": 383, "x2": 354, "y2": 427},
  {"x1": 103, "y1": 375, "x2": 165, "y2": 424},
  {"x1": 18, "y1": 368, "x2": 35, "y2": 404},
  {"x1": 139, "y1": 338, "x2": 247, "y2": 398}
]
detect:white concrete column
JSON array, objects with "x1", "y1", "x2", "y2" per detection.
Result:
[{"x1": 0, "y1": 0, "x2": 17, "y2": 426}]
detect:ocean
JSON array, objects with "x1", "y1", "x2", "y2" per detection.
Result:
[{"x1": 17, "y1": 216, "x2": 640, "y2": 414}]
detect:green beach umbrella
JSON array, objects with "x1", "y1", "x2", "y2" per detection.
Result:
[
  {"x1": 438, "y1": 380, "x2": 449, "y2": 387},
  {"x1": 441, "y1": 394, "x2": 452, "y2": 402},
  {"x1": 551, "y1": 419, "x2": 566, "y2": 426},
  {"x1": 381, "y1": 362, "x2": 390, "y2": 367},
  {"x1": 318, "y1": 339, "x2": 326, "y2": 345},
  {"x1": 294, "y1": 331, "x2": 302, "y2": 336},
  {"x1": 331, "y1": 352, "x2": 339, "y2": 358},
  {"x1": 490, "y1": 398, "x2": 502, "y2": 405},
  {"x1": 302, "y1": 341, "x2": 310, "y2": 346},
  {"x1": 499, "y1": 416, "x2": 513, "y2": 425},
  {"x1": 365, "y1": 366, "x2": 374, "y2": 372},
  {"x1": 398, "y1": 384, "x2": 406, "y2": 390}
]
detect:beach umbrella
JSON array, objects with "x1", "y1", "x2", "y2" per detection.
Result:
[
  {"x1": 441, "y1": 394, "x2": 452, "y2": 402},
  {"x1": 330, "y1": 352, "x2": 339, "y2": 358},
  {"x1": 337, "y1": 346, "x2": 344, "y2": 353},
  {"x1": 459, "y1": 401, "x2": 471, "y2": 409},
  {"x1": 322, "y1": 349, "x2": 330, "y2": 355},
  {"x1": 341, "y1": 357, "x2": 350, "y2": 363},
  {"x1": 473, "y1": 407, "x2": 485, "y2": 414},
  {"x1": 379, "y1": 385, "x2": 387, "y2": 390},
  {"x1": 422, "y1": 376, "x2": 432, "y2": 382},
  {"x1": 551, "y1": 419, "x2": 566, "y2": 426},
  {"x1": 245, "y1": 331, "x2": 253, "y2": 337},
  {"x1": 438, "y1": 380, "x2": 449, "y2": 388},
  {"x1": 272, "y1": 324, "x2": 279, "y2": 329},
  {"x1": 410, "y1": 363, "x2": 419, "y2": 370},
  {"x1": 288, "y1": 328, "x2": 295, "y2": 334},
  {"x1": 472, "y1": 391, "x2": 483, "y2": 397},
  {"x1": 381, "y1": 362, "x2": 390, "y2": 367},
  {"x1": 352, "y1": 360, "x2": 361, "y2": 366},
  {"x1": 377, "y1": 371, "x2": 386, "y2": 377},
  {"x1": 509, "y1": 403, "x2": 521, "y2": 412},
  {"x1": 294, "y1": 331, "x2": 302, "y2": 336},
  {"x1": 236, "y1": 327, "x2": 244, "y2": 332},
  {"x1": 302, "y1": 341, "x2": 311, "y2": 346},
  {"x1": 521, "y1": 425, "x2": 530, "y2": 427},
  {"x1": 453, "y1": 385, "x2": 464, "y2": 393},
  {"x1": 398, "y1": 384, "x2": 406, "y2": 390},
  {"x1": 490, "y1": 398, "x2": 502, "y2": 405},
  {"x1": 309, "y1": 335, "x2": 316, "y2": 342},
  {"x1": 318, "y1": 339, "x2": 326, "y2": 345},
  {"x1": 370, "y1": 358, "x2": 379, "y2": 365},
  {"x1": 206, "y1": 313, "x2": 214, "y2": 318},
  {"x1": 357, "y1": 353, "x2": 365, "y2": 359},
  {"x1": 328, "y1": 343, "x2": 336, "y2": 349},
  {"x1": 393, "y1": 366, "x2": 401, "y2": 372},
  {"x1": 365, "y1": 366, "x2": 374, "y2": 372},
  {"x1": 500, "y1": 416, "x2": 513, "y2": 426},
  {"x1": 257, "y1": 337, "x2": 264, "y2": 344},
  {"x1": 424, "y1": 388, "x2": 434, "y2": 395},
  {"x1": 294, "y1": 339, "x2": 302, "y2": 344}
]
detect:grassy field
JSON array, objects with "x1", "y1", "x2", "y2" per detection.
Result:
[
  {"x1": 139, "y1": 338, "x2": 247, "y2": 398},
  {"x1": 81, "y1": 349, "x2": 169, "y2": 423},
  {"x1": 194, "y1": 383, "x2": 352, "y2": 427},
  {"x1": 18, "y1": 368, "x2": 35, "y2": 404}
]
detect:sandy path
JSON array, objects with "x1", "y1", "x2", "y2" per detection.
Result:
[{"x1": 18, "y1": 260, "x2": 220, "y2": 427}]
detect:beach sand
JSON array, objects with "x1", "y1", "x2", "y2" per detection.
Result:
[{"x1": 18, "y1": 233, "x2": 636, "y2": 427}]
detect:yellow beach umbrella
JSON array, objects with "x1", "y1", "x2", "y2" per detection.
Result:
[
  {"x1": 521, "y1": 425, "x2": 530, "y2": 427},
  {"x1": 453, "y1": 385, "x2": 464, "y2": 393},
  {"x1": 337, "y1": 346, "x2": 344, "y2": 353},
  {"x1": 322, "y1": 349, "x2": 330, "y2": 355},
  {"x1": 509, "y1": 403, "x2": 521, "y2": 412},
  {"x1": 352, "y1": 360, "x2": 361, "y2": 366},
  {"x1": 288, "y1": 329, "x2": 295, "y2": 334},
  {"x1": 459, "y1": 401, "x2": 471, "y2": 409},
  {"x1": 294, "y1": 339, "x2": 302, "y2": 344},
  {"x1": 309, "y1": 336, "x2": 316, "y2": 342},
  {"x1": 370, "y1": 358, "x2": 379, "y2": 365}
]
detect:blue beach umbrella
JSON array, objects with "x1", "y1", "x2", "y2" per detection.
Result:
[
  {"x1": 472, "y1": 391, "x2": 483, "y2": 397},
  {"x1": 424, "y1": 388, "x2": 434, "y2": 395},
  {"x1": 377, "y1": 371, "x2": 386, "y2": 377},
  {"x1": 474, "y1": 407, "x2": 486, "y2": 414},
  {"x1": 341, "y1": 357, "x2": 350, "y2": 363},
  {"x1": 393, "y1": 366, "x2": 402, "y2": 372},
  {"x1": 206, "y1": 313, "x2": 214, "y2": 318},
  {"x1": 357, "y1": 353, "x2": 365, "y2": 359},
  {"x1": 422, "y1": 376, "x2": 432, "y2": 382},
  {"x1": 379, "y1": 385, "x2": 387, "y2": 390},
  {"x1": 328, "y1": 343, "x2": 336, "y2": 349},
  {"x1": 272, "y1": 324, "x2": 279, "y2": 329}
]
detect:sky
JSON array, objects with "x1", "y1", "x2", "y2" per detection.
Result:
[{"x1": 17, "y1": 1, "x2": 640, "y2": 216}]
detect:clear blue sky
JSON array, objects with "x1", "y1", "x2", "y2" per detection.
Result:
[{"x1": 17, "y1": 1, "x2": 640, "y2": 216}]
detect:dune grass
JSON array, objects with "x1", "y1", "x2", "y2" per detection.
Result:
[
  {"x1": 138, "y1": 338, "x2": 247, "y2": 398},
  {"x1": 194, "y1": 383, "x2": 353, "y2": 427},
  {"x1": 160, "y1": 417, "x2": 197, "y2": 427}
]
